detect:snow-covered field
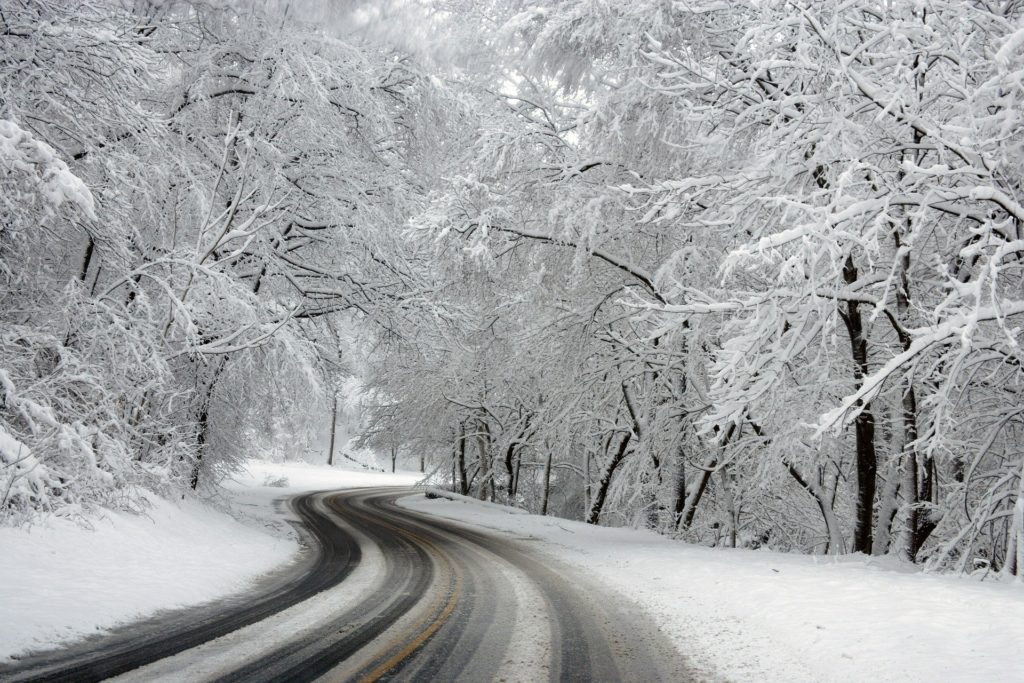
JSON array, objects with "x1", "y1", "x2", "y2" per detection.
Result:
[
  {"x1": 402, "y1": 491, "x2": 1024, "y2": 683},
  {"x1": 0, "y1": 460, "x2": 421, "y2": 662}
]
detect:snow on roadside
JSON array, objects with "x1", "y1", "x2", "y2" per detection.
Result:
[
  {"x1": 228, "y1": 459, "x2": 422, "y2": 494},
  {"x1": 0, "y1": 490, "x2": 293, "y2": 662},
  {"x1": 401, "y1": 492, "x2": 1024, "y2": 683},
  {"x1": 0, "y1": 460, "x2": 421, "y2": 663}
]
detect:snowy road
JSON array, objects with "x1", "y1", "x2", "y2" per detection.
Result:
[{"x1": 2, "y1": 488, "x2": 689, "y2": 682}]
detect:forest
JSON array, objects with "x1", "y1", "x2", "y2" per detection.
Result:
[{"x1": 2, "y1": 0, "x2": 1023, "y2": 577}]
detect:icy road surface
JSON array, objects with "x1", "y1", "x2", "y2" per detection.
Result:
[{"x1": 1, "y1": 488, "x2": 691, "y2": 682}]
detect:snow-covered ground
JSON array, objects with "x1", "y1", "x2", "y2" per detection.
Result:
[
  {"x1": 0, "y1": 459, "x2": 421, "y2": 662},
  {"x1": 6, "y1": 459, "x2": 1021, "y2": 682},
  {"x1": 402, "y1": 491, "x2": 1024, "y2": 683}
]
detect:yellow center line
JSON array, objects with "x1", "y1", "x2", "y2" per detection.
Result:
[
  {"x1": 326, "y1": 494, "x2": 463, "y2": 683},
  {"x1": 357, "y1": 572, "x2": 461, "y2": 683}
]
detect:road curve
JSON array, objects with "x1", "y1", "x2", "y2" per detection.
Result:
[
  {"x1": 0, "y1": 493, "x2": 361, "y2": 683},
  {"x1": 1, "y1": 488, "x2": 691, "y2": 682}
]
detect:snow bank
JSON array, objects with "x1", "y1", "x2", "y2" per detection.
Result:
[
  {"x1": 228, "y1": 459, "x2": 423, "y2": 492},
  {"x1": 0, "y1": 460, "x2": 422, "y2": 662},
  {"x1": 402, "y1": 494, "x2": 1024, "y2": 683},
  {"x1": 0, "y1": 491, "x2": 293, "y2": 661}
]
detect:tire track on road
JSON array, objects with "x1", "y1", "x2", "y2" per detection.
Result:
[{"x1": 0, "y1": 492, "x2": 361, "y2": 683}]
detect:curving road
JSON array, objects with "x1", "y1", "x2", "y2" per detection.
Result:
[{"x1": 1, "y1": 488, "x2": 690, "y2": 682}]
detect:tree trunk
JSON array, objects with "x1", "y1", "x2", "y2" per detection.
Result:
[
  {"x1": 88, "y1": 263, "x2": 103, "y2": 296},
  {"x1": 512, "y1": 454, "x2": 521, "y2": 498},
  {"x1": 504, "y1": 441, "x2": 517, "y2": 503},
  {"x1": 841, "y1": 255, "x2": 878, "y2": 554},
  {"x1": 679, "y1": 423, "x2": 734, "y2": 531},
  {"x1": 540, "y1": 450, "x2": 553, "y2": 516},
  {"x1": 719, "y1": 467, "x2": 738, "y2": 548},
  {"x1": 79, "y1": 236, "x2": 95, "y2": 283},
  {"x1": 1002, "y1": 460, "x2": 1024, "y2": 577},
  {"x1": 476, "y1": 418, "x2": 494, "y2": 502},
  {"x1": 679, "y1": 456, "x2": 716, "y2": 530},
  {"x1": 190, "y1": 399, "x2": 210, "y2": 490},
  {"x1": 457, "y1": 423, "x2": 468, "y2": 495},
  {"x1": 873, "y1": 458, "x2": 901, "y2": 555},
  {"x1": 583, "y1": 448, "x2": 592, "y2": 517},
  {"x1": 787, "y1": 462, "x2": 846, "y2": 554},
  {"x1": 189, "y1": 356, "x2": 228, "y2": 490},
  {"x1": 504, "y1": 416, "x2": 530, "y2": 503},
  {"x1": 672, "y1": 443, "x2": 687, "y2": 523},
  {"x1": 586, "y1": 432, "x2": 631, "y2": 524},
  {"x1": 327, "y1": 392, "x2": 338, "y2": 466},
  {"x1": 903, "y1": 51, "x2": 937, "y2": 562}
]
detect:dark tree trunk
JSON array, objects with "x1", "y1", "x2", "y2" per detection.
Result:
[
  {"x1": 679, "y1": 462, "x2": 714, "y2": 530},
  {"x1": 679, "y1": 423, "x2": 734, "y2": 530},
  {"x1": 586, "y1": 432, "x2": 632, "y2": 524},
  {"x1": 190, "y1": 401, "x2": 210, "y2": 490},
  {"x1": 189, "y1": 357, "x2": 228, "y2": 490},
  {"x1": 88, "y1": 264, "x2": 103, "y2": 296},
  {"x1": 457, "y1": 423, "x2": 468, "y2": 495},
  {"x1": 504, "y1": 442, "x2": 517, "y2": 502},
  {"x1": 841, "y1": 255, "x2": 878, "y2": 554},
  {"x1": 79, "y1": 236, "x2": 95, "y2": 283},
  {"x1": 672, "y1": 449, "x2": 687, "y2": 521},
  {"x1": 512, "y1": 452, "x2": 521, "y2": 498},
  {"x1": 905, "y1": 52, "x2": 937, "y2": 560},
  {"x1": 583, "y1": 449, "x2": 592, "y2": 517},
  {"x1": 895, "y1": 298, "x2": 936, "y2": 560}
]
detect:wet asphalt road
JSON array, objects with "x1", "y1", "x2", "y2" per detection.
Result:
[{"x1": 1, "y1": 488, "x2": 690, "y2": 682}]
